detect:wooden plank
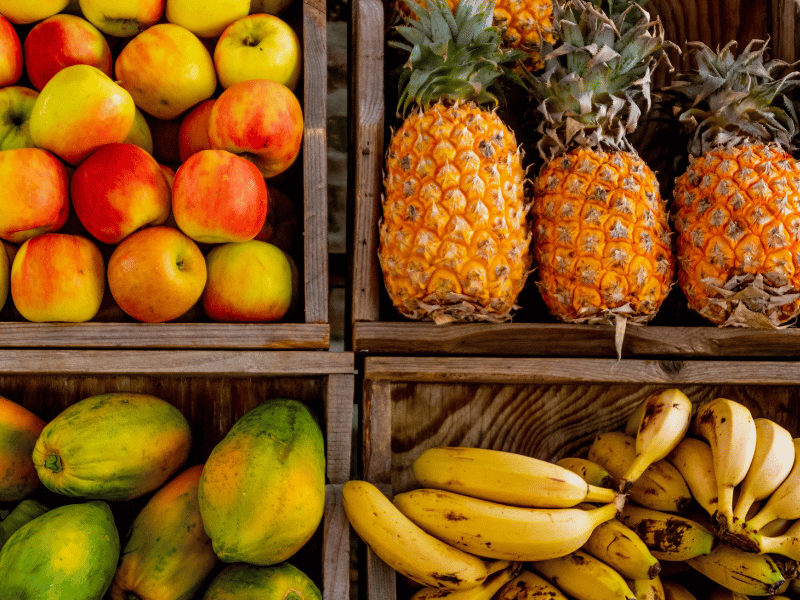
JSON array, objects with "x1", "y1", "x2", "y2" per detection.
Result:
[
  {"x1": 0, "y1": 350, "x2": 355, "y2": 376},
  {"x1": 362, "y1": 379, "x2": 393, "y2": 484},
  {"x1": 364, "y1": 356, "x2": 800, "y2": 385},
  {"x1": 324, "y1": 484, "x2": 351, "y2": 600},
  {"x1": 770, "y1": 0, "x2": 800, "y2": 62},
  {"x1": 303, "y1": 0, "x2": 329, "y2": 325},
  {"x1": 325, "y1": 373, "x2": 355, "y2": 484}
]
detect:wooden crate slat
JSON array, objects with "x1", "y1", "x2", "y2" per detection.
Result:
[
  {"x1": 325, "y1": 373, "x2": 355, "y2": 484},
  {"x1": 323, "y1": 484, "x2": 351, "y2": 600}
]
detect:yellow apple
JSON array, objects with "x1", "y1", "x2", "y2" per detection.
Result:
[
  {"x1": 11, "y1": 233, "x2": 105, "y2": 323},
  {"x1": 0, "y1": 0, "x2": 70, "y2": 24},
  {"x1": 202, "y1": 240, "x2": 293, "y2": 322},
  {"x1": 107, "y1": 226, "x2": 207, "y2": 323},
  {"x1": 214, "y1": 13, "x2": 301, "y2": 91},
  {"x1": 79, "y1": 0, "x2": 164, "y2": 37},
  {"x1": 115, "y1": 23, "x2": 217, "y2": 120},
  {"x1": 249, "y1": 0, "x2": 293, "y2": 16},
  {"x1": 0, "y1": 86, "x2": 38, "y2": 150},
  {"x1": 166, "y1": 0, "x2": 250, "y2": 38},
  {"x1": 0, "y1": 239, "x2": 8, "y2": 312},
  {"x1": 29, "y1": 64, "x2": 136, "y2": 166},
  {"x1": 124, "y1": 107, "x2": 154, "y2": 155}
]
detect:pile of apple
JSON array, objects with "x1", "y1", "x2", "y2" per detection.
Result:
[{"x1": 0, "y1": 0, "x2": 305, "y2": 324}]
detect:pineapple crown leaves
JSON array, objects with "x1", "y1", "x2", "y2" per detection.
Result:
[
  {"x1": 522, "y1": 0, "x2": 674, "y2": 159},
  {"x1": 390, "y1": 0, "x2": 528, "y2": 116},
  {"x1": 667, "y1": 39, "x2": 800, "y2": 155}
]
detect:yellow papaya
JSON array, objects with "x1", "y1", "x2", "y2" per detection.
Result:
[
  {"x1": 33, "y1": 391, "x2": 192, "y2": 501},
  {"x1": 202, "y1": 562, "x2": 321, "y2": 600},
  {"x1": 0, "y1": 395, "x2": 46, "y2": 502},
  {"x1": 198, "y1": 398, "x2": 325, "y2": 565}
]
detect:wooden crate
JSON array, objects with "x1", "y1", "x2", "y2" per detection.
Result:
[
  {"x1": 0, "y1": 349, "x2": 355, "y2": 599},
  {"x1": 0, "y1": 0, "x2": 329, "y2": 350},
  {"x1": 349, "y1": 0, "x2": 800, "y2": 358},
  {"x1": 359, "y1": 355, "x2": 800, "y2": 600}
]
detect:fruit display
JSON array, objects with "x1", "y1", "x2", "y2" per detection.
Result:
[
  {"x1": 344, "y1": 389, "x2": 800, "y2": 599},
  {"x1": 0, "y1": 0, "x2": 306, "y2": 326}
]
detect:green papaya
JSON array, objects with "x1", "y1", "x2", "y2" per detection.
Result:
[
  {"x1": 33, "y1": 392, "x2": 192, "y2": 501},
  {"x1": 198, "y1": 398, "x2": 326, "y2": 565},
  {"x1": 202, "y1": 562, "x2": 321, "y2": 600},
  {"x1": 0, "y1": 498, "x2": 49, "y2": 549},
  {"x1": 0, "y1": 500, "x2": 120, "y2": 600}
]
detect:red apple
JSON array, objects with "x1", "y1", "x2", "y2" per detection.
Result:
[
  {"x1": 0, "y1": 239, "x2": 8, "y2": 312},
  {"x1": 172, "y1": 149, "x2": 269, "y2": 244},
  {"x1": 107, "y1": 226, "x2": 207, "y2": 323},
  {"x1": 0, "y1": 86, "x2": 38, "y2": 150},
  {"x1": 24, "y1": 14, "x2": 113, "y2": 91},
  {"x1": 10, "y1": 233, "x2": 105, "y2": 322},
  {"x1": 208, "y1": 78, "x2": 303, "y2": 179},
  {"x1": 0, "y1": 14, "x2": 22, "y2": 87},
  {"x1": 0, "y1": 148, "x2": 69, "y2": 243},
  {"x1": 178, "y1": 98, "x2": 214, "y2": 162},
  {"x1": 71, "y1": 143, "x2": 172, "y2": 245},
  {"x1": 202, "y1": 240, "x2": 293, "y2": 322}
]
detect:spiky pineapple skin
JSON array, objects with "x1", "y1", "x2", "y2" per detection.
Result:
[
  {"x1": 673, "y1": 142, "x2": 800, "y2": 325},
  {"x1": 533, "y1": 147, "x2": 674, "y2": 323},
  {"x1": 379, "y1": 101, "x2": 532, "y2": 322}
]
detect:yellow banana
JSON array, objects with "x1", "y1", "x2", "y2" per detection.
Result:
[
  {"x1": 661, "y1": 580, "x2": 698, "y2": 600},
  {"x1": 618, "y1": 502, "x2": 717, "y2": 561},
  {"x1": 341, "y1": 480, "x2": 489, "y2": 590},
  {"x1": 758, "y1": 518, "x2": 793, "y2": 537},
  {"x1": 392, "y1": 488, "x2": 619, "y2": 562},
  {"x1": 746, "y1": 438, "x2": 800, "y2": 532},
  {"x1": 686, "y1": 541, "x2": 785, "y2": 596},
  {"x1": 587, "y1": 431, "x2": 692, "y2": 513},
  {"x1": 530, "y1": 549, "x2": 636, "y2": 600},
  {"x1": 409, "y1": 562, "x2": 523, "y2": 600},
  {"x1": 621, "y1": 389, "x2": 693, "y2": 492},
  {"x1": 495, "y1": 569, "x2": 569, "y2": 600},
  {"x1": 411, "y1": 447, "x2": 618, "y2": 508},
  {"x1": 665, "y1": 437, "x2": 718, "y2": 516},
  {"x1": 581, "y1": 514, "x2": 661, "y2": 580},
  {"x1": 732, "y1": 418, "x2": 795, "y2": 523},
  {"x1": 689, "y1": 398, "x2": 758, "y2": 533},
  {"x1": 555, "y1": 456, "x2": 614, "y2": 489},
  {"x1": 707, "y1": 585, "x2": 749, "y2": 600},
  {"x1": 627, "y1": 575, "x2": 665, "y2": 600},
  {"x1": 757, "y1": 517, "x2": 800, "y2": 561}
]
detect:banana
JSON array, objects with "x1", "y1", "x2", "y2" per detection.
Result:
[
  {"x1": 707, "y1": 585, "x2": 749, "y2": 600},
  {"x1": 587, "y1": 431, "x2": 692, "y2": 513},
  {"x1": 661, "y1": 580, "x2": 698, "y2": 600},
  {"x1": 627, "y1": 576, "x2": 665, "y2": 600},
  {"x1": 689, "y1": 397, "x2": 758, "y2": 533},
  {"x1": 746, "y1": 438, "x2": 800, "y2": 532},
  {"x1": 495, "y1": 569, "x2": 569, "y2": 600},
  {"x1": 621, "y1": 389, "x2": 693, "y2": 492},
  {"x1": 618, "y1": 502, "x2": 717, "y2": 561},
  {"x1": 409, "y1": 562, "x2": 523, "y2": 600},
  {"x1": 732, "y1": 418, "x2": 795, "y2": 523},
  {"x1": 581, "y1": 514, "x2": 661, "y2": 580},
  {"x1": 555, "y1": 456, "x2": 614, "y2": 489},
  {"x1": 758, "y1": 518, "x2": 794, "y2": 537},
  {"x1": 341, "y1": 480, "x2": 489, "y2": 590},
  {"x1": 392, "y1": 487, "x2": 619, "y2": 562},
  {"x1": 530, "y1": 549, "x2": 637, "y2": 600},
  {"x1": 665, "y1": 436, "x2": 719, "y2": 516},
  {"x1": 685, "y1": 541, "x2": 786, "y2": 596},
  {"x1": 757, "y1": 518, "x2": 800, "y2": 561},
  {"x1": 411, "y1": 447, "x2": 619, "y2": 508}
]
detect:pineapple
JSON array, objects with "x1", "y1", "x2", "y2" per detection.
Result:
[
  {"x1": 670, "y1": 40, "x2": 800, "y2": 327},
  {"x1": 379, "y1": 0, "x2": 532, "y2": 323},
  {"x1": 525, "y1": 0, "x2": 675, "y2": 331}
]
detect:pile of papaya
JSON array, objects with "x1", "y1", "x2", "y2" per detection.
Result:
[{"x1": 0, "y1": 391, "x2": 326, "y2": 600}]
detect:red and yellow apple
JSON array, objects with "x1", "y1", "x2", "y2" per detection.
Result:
[
  {"x1": 10, "y1": 233, "x2": 105, "y2": 323},
  {"x1": 0, "y1": 0, "x2": 70, "y2": 25},
  {"x1": 0, "y1": 86, "x2": 38, "y2": 150},
  {"x1": 0, "y1": 148, "x2": 69, "y2": 243},
  {"x1": 78, "y1": 0, "x2": 164, "y2": 37},
  {"x1": 250, "y1": 0, "x2": 293, "y2": 16},
  {"x1": 172, "y1": 148, "x2": 269, "y2": 244},
  {"x1": 178, "y1": 98, "x2": 214, "y2": 162},
  {"x1": 29, "y1": 64, "x2": 136, "y2": 166},
  {"x1": 124, "y1": 107, "x2": 154, "y2": 155},
  {"x1": 209, "y1": 78, "x2": 303, "y2": 179},
  {"x1": 0, "y1": 14, "x2": 22, "y2": 87},
  {"x1": 115, "y1": 23, "x2": 217, "y2": 121},
  {"x1": 107, "y1": 226, "x2": 207, "y2": 323},
  {"x1": 202, "y1": 240, "x2": 293, "y2": 322},
  {"x1": 71, "y1": 143, "x2": 172, "y2": 245},
  {"x1": 24, "y1": 14, "x2": 113, "y2": 91},
  {"x1": 214, "y1": 13, "x2": 301, "y2": 91},
  {"x1": 165, "y1": 0, "x2": 249, "y2": 38}
]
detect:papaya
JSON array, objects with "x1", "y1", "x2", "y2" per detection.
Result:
[
  {"x1": 32, "y1": 391, "x2": 192, "y2": 501},
  {"x1": 0, "y1": 500, "x2": 120, "y2": 600},
  {"x1": 198, "y1": 398, "x2": 326, "y2": 565},
  {"x1": 0, "y1": 498, "x2": 49, "y2": 549},
  {"x1": 202, "y1": 562, "x2": 321, "y2": 600},
  {"x1": 109, "y1": 464, "x2": 219, "y2": 600},
  {"x1": 0, "y1": 395, "x2": 46, "y2": 502}
]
